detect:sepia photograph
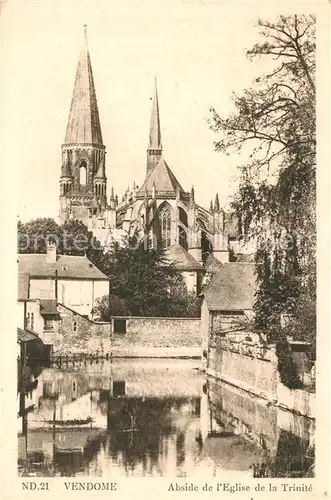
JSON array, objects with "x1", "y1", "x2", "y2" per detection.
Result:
[{"x1": 1, "y1": 0, "x2": 325, "y2": 488}]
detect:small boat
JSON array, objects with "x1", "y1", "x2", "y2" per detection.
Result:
[{"x1": 45, "y1": 417, "x2": 93, "y2": 426}]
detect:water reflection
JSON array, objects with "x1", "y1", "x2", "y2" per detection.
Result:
[{"x1": 17, "y1": 359, "x2": 314, "y2": 477}]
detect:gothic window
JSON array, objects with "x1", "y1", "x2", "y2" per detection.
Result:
[
  {"x1": 79, "y1": 160, "x2": 87, "y2": 185},
  {"x1": 178, "y1": 226, "x2": 188, "y2": 250},
  {"x1": 178, "y1": 207, "x2": 188, "y2": 227},
  {"x1": 159, "y1": 204, "x2": 172, "y2": 249}
]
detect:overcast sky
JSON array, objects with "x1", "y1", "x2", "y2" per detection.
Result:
[{"x1": 2, "y1": 0, "x2": 317, "y2": 222}]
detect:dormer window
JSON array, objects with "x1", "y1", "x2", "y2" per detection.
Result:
[{"x1": 62, "y1": 266, "x2": 68, "y2": 271}]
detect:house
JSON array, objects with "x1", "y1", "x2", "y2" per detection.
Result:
[
  {"x1": 18, "y1": 242, "x2": 109, "y2": 318},
  {"x1": 18, "y1": 272, "x2": 61, "y2": 349},
  {"x1": 200, "y1": 263, "x2": 257, "y2": 359}
]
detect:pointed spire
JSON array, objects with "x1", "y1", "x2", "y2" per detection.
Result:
[
  {"x1": 214, "y1": 193, "x2": 220, "y2": 213},
  {"x1": 109, "y1": 186, "x2": 116, "y2": 209},
  {"x1": 146, "y1": 79, "x2": 163, "y2": 177},
  {"x1": 64, "y1": 26, "x2": 103, "y2": 145},
  {"x1": 61, "y1": 151, "x2": 72, "y2": 177},
  {"x1": 209, "y1": 200, "x2": 214, "y2": 214},
  {"x1": 148, "y1": 78, "x2": 162, "y2": 151},
  {"x1": 176, "y1": 183, "x2": 181, "y2": 200},
  {"x1": 191, "y1": 186, "x2": 195, "y2": 202}
]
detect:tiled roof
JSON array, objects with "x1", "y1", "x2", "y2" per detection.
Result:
[
  {"x1": 40, "y1": 299, "x2": 59, "y2": 316},
  {"x1": 165, "y1": 244, "x2": 203, "y2": 271},
  {"x1": 18, "y1": 273, "x2": 30, "y2": 300},
  {"x1": 203, "y1": 263, "x2": 256, "y2": 311},
  {"x1": 17, "y1": 254, "x2": 108, "y2": 280},
  {"x1": 204, "y1": 254, "x2": 224, "y2": 274},
  {"x1": 138, "y1": 158, "x2": 184, "y2": 196},
  {"x1": 17, "y1": 327, "x2": 41, "y2": 343}
]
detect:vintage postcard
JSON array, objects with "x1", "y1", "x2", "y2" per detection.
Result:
[{"x1": 1, "y1": 0, "x2": 330, "y2": 498}]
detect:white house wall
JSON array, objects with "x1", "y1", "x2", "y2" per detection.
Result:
[
  {"x1": 29, "y1": 278, "x2": 108, "y2": 318},
  {"x1": 29, "y1": 279, "x2": 55, "y2": 300},
  {"x1": 182, "y1": 271, "x2": 198, "y2": 294}
]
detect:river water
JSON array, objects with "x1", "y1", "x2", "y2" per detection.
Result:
[{"x1": 18, "y1": 359, "x2": 315, "y2": 478}]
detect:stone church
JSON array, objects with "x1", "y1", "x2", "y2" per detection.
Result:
[{"x1": 59, "y1": 28, "x2": 253, "y2": 294}]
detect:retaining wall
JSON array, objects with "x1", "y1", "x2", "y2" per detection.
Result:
[
  {"x1": 111, "y1": 316, "x2": 201, "y2": 348},
  {"x1": 208, "y1": 339, "x2": 277, "y2": 399},
  {"x1": 206, "y1": 338, "x2": 315, "y2": 419}
]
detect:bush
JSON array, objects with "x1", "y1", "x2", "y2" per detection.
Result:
[{"x1": 276, "y1": 340, "x2": 303, "y2": 389}]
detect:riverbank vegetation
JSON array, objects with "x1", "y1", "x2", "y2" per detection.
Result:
[
  {"x1": 94, "y1": 233, "x2": 201, "y2": 319},
  {"x1": 209, "y1": 15, "x2": 316, "y2": 387}
]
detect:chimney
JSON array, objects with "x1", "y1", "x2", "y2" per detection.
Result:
[
  {"x1": 55, "y1": 270, "x2": 58, "y2": 301},
  {"x1": 46, "y1": 240, "x2": 57, "y2": 263}
]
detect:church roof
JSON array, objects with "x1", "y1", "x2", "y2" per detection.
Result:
[
  {"x1": 165, "y1": 244, "x2": 203, "y2": 271},
  {"x1": 64, "y1": 27, "x2": 103, "y2": 146},
  {"x1": 203, "y1": 263, "x2": 256, "y2": 311},
  {"x1": 138, "y1": 157, "x2": 184, "y2": 196},
  {"x1": 148, "y1": 79, "x2": 162, "y2": 151},
  {"x1": 18, "y1": 254, "x2": 108, "y2": 280}
]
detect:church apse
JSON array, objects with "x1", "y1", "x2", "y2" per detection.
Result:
[{"x1": 58, "y1": 29, "x2": 253, "y2": 277}]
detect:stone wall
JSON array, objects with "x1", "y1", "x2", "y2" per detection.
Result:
[
  {"x1": 111, "y1": 316, "x2": 201, "y2": 348},
  {"x1": 277, "y1": 379, "x2": 315, "y2": 419},
  {"x1": 52, "y1": 304, "x2": 111, "y2": 352},
  {"x1": 206, "y1": 338, "x2": 315, "y2": 418},
  {"x1": 207, "y1": 338, "x2": 278, "y2": 399}
]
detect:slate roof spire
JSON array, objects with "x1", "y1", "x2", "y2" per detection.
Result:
[
  {"x1": 64, "y1": 25, "x2": 103, "y2": 146},
  {"x1": 148, "y1": 78, "x2": 162, "y2": 151},
  {"x1": 146, "y1": 78, "x2": 163, "y2": 176},
  {"x1": 214, "y1": 193, "x2": 220, "y2": 213}
]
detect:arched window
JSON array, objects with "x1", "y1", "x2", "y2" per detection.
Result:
[
  {"x1": 79, "y1": 160, "x2": 87, "y2": 185},
  {"x1": 201, "y1": 231, "x2": 212, "y2": 263},
  {"x1": 178, "y1": 226, "x2": 188, "y2": 250},
  {"x1": 178, "y1": 207, "x2": 188, "y2": 227},
  {"x1": 159, "y1": 204, "x2": 172, "y2": 249}
]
